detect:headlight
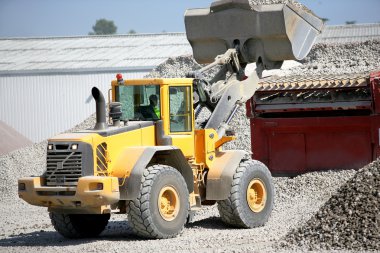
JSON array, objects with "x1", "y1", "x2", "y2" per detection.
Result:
[
  {"x1": 47, "y1": 144, "x2": 53, "y2": 150},
  {"x1": 71, "y1": 144, "x2": 78, "y2": 150}
]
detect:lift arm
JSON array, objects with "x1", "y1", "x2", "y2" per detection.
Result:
[
  {"x1": 185, "y1": 0, "x2": 324, "y2": 140},
  {"x1": 189, "y1": 48, "x2": 262, "y2": 139}
]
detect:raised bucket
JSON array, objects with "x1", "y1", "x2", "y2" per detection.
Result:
[{"x1": 185, "y1": 0, "x2": 324, "y2": 69}]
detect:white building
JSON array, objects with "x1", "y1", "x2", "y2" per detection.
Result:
[
  {"x1": 1, "y1": 24, "x2": 379, "y2": 143},
  {"x1": 0, "y1": 33, "x2": 192, "y2": 142}
]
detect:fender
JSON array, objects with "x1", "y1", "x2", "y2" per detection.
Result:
[
  {"x1": 206, "y1": 150, "x2": 247, "y2": 200},
  {"x1": 112, "y1": 146, "x2": 194, "y2": 200}
]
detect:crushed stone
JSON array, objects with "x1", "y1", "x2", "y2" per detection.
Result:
[
  {"x1": 280, "y1": 40, "x2": 380, "y2": 77},
  {"x1": 280, "y1": 159, "x2": 380, "y2": 251},
  {"x1": 249, "y1": 0, "x2": 309, "y2": 12}
]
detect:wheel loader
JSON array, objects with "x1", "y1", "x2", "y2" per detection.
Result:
[{"x1": 18, "y1": 0, "x2": 323, "y2": 239}]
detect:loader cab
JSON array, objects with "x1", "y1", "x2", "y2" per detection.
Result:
[{"x1": 112, "y1": 76, "x2": 195, "y2": 157}]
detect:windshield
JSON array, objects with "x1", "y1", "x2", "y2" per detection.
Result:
[{"x1": 115, "y1": 84, "x2": 160, "y2": 121}]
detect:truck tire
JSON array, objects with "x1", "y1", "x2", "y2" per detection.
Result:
[
  {"x1": 127, "y1": 164, "x2": 189, "y2": 239},
  {"x1": 217, "y1": 159, "x2": 274, "y2": 228},
  {"x1": 49, "y1": 212, "x2": 110, "y2": 238}
]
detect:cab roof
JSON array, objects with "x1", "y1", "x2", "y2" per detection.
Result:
[{"x1": 112, "y1": 78, "x2": 194, "y2": 87}]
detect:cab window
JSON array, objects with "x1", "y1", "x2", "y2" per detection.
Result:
[
  {"x1": 169, "y1": 86, "x2": 192, "y2": 132},
  {"x1": 116, "y1": 85, "x2": 160, "y2": 121}
]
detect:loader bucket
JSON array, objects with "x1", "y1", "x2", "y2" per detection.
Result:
[{"x1": 185, "y1": 0, "x2": 324, "y2": 69}]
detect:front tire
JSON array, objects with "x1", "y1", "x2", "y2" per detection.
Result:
[
  {"x1": 127, "y1": 164, "x2": 189, "y2": 239},
  {"x1": 217, "y1": 159, "x2": 274, "y2": 228},
  {"x1": 49, "y1": 212, "x2": 110, "y2": 238}
]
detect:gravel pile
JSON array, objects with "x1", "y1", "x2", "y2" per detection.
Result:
[
  {"x1": 280, "y1": 160, "x2": 380, "y2": 251},
  {"x1": 145, "y1": 55, "x2": 200, "y2": 79},
  {"x1": 0, "y1": 141, "x2": 47, "y2": 201},
  {"x1": 280, "y1": 40, "x2": 380, "y2": 77}
]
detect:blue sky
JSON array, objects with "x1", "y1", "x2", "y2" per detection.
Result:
[{"x1": 0, "y1": 0, "x2": 379, "y2": 37}]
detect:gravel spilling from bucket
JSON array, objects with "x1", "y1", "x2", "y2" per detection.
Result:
[
  {"x1": 249, "y1": 0, "x2": 308, "y2": 12},
  {"x1": 280, "y1": 160, "x2": 380, "y2": 251}
]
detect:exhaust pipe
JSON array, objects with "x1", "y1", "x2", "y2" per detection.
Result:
[{"x1": 91, "y1": 87, "x2": 107, "y2": 130}]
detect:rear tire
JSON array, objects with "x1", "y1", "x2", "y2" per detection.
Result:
[
  {"x1": 126, "y1": 164, "x2": 189, "y2": 239},
  {"x1": 217, "y1": 159, "x2": 274, "y2": 228},
  {"x1": 49, "y1": 212, "x2": 110, "y2": 238}
]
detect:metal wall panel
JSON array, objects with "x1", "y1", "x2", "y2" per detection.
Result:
[{"x1": 0, "y1": 71, "x2": 150, "y2": 143}]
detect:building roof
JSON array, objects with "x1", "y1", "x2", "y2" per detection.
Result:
[
  {"x1": 0, "y1": 23, "x2": 379, "y2": 75},
  {"x1": 317, "y1": 23, "x2": 380, "y2": 44},
  {"x1": 0, "y1": 33, "x2": 192, "y2": 75}
]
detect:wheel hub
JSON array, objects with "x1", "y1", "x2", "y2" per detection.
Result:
[
  {"x1": 158, "y1": 186, "x2": 180, "y2": 221},
  {"x1": 246, "y1": 179, "x2": 266, "y2": 213}
]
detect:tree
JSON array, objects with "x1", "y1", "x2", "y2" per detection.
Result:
[
  {"x1": 128, "y1": 29, "x2": 137, "y2": 34},
  {"x1": 321, "y1": 18, "x2": 329, "y2": 23},
  {"x1": 89, "y1": 19, "x2": 117, "y2": 35},
  {"x1": 345, "y1": 20, "x2": 357, "y2": 25}
]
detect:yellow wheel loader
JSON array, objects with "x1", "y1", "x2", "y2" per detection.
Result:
[{"x1": 18, "y1": 0, "x2": 323, "y2": 239}]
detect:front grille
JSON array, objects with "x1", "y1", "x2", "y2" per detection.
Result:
[{"x1": 46, "y1": 151, "x2": 82, "y2": 186}]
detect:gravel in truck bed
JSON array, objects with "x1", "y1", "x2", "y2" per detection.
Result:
[{"x1": 1, "y1": 37, "x2": 379, "y2": 252}]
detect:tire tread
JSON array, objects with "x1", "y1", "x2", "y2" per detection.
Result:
[
  {"x1": 217, "y1": 159, "x2": 274, "y2": 228},
  {"x1": 49, "y1": 212, "x2": 109, "y2": 238},
  {"x1": 126, "y1": 164, "x2": 188, "y2": 239}
]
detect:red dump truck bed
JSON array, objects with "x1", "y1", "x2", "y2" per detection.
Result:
[{"x1": 247, "y1": 71, "x2": 380, "y2": 176}]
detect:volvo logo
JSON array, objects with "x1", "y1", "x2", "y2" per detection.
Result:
[
  {"x1": 47, "y1": 152, "x2": 75, "y2": 184},
  {"x1": 57, "y1": 161, "x2": 63, "y2": 171}
]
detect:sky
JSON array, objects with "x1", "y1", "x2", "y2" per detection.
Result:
[{"x1": 0, "y1": 0, "x2": 379, "y2": 38}]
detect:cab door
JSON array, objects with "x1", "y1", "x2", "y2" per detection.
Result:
[{"x1": 167, "y1": 85, "x2": 195, "y2": 157}]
